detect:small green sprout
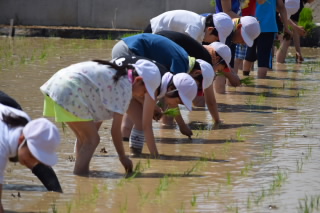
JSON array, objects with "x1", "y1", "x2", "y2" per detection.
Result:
[{"x1": 163, "y1": 107, "x2": 180, "y2": 117}]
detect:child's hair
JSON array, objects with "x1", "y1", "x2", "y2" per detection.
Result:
[
  {"x1": 2, "y1": 113, "x2": 29, "y2": 128},
  {"x1": 165, "y1": 78, "x2": 179, "y2": 98},
  {"x1": 92, "y1": 60, "x2": 137, "y2": 83},
  {"x1": 214, "y1": 53, "x2": 228, "y2": 67},
  {"x1": 205, "y1": 15, "x2": 219, "y2": 36}
]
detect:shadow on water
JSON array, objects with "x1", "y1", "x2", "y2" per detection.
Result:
[
  {"x1": 217, "y1": 103, "x2": 296, "y2": 113},
  {"x1": 241, "y1": 84, "x2": 305, "y2": 91},
  {"x1": 224, "y1": 91, "x2": 297, "y2": 98},
  {"x1": 94, "y1": 152, "x2": 229, "y2": 162},
  {"x1": 3, "y1": 184, "x2": 47, "y2": 192},
  {"x1": 89, "y1": 170, "x2": 204, "y2": 179}
]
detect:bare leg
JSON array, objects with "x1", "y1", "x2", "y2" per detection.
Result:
[
  {"x1": 67, "y1": 121, "x2": 100, "y2": 175},
  {"x1": 276, "y1": 35, "x2": 291, "y2": 63},
  {"x1": 257, "y1": 67, "x2": 269, "y2": 79},
  {"x1": 214, "y1": 76, "x2": 226, "y2": 94},
  {"x1": 243, "y1": 60, "x2": 253, "y2": 76},
  {"x1": 121, "y1": 113, "x2": 134, "y2": 140},
  {"x1": 292, "y1": 28, "x2": 303, "y2": 63}
]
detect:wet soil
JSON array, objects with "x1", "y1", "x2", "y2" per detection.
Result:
[{"x1": 0, "y1": 37, "x2": 319, "y2": 213}]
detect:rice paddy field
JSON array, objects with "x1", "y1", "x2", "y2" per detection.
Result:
[{"x1": 0, "y1": 36, "x2": 319, "y2": 213}]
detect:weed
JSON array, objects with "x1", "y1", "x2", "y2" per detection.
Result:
[
  {"x1": 297, "y1": 158, "x2": 304, "y2": 173},
  {"x1": 177, "y1": 202, "x2": 185, "y2": 213},
  {"x1": 227, "y1": 172, "x2": 232, "y2": 185},
  {"x1": 119, "y1": 197, "x2": 128, "y2": 213},
  {"x1": 190, "y1": 193, "x2": 197, "y2": 207}
]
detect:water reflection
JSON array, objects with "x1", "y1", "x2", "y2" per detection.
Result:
[{"x1": 0, "y1": 37, "x2": 319, "y2": 213}]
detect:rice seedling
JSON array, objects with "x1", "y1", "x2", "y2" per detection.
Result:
[
  {"x1": 137, "y1": 185, "x2": 150, "y2": 206},
  {"x1": 298, "y1": 8, "x2": 316, "y2": 33},
  {"x1": 254, "y1": 187, "x2": 266, "y2": 205},
  {"x1": 226, "y1": 204, "x2": 239, "y2": 213},
  {"x1": 155, "y1": 175, "x2": 170, "y2": 195},
  {"x1": 226, "y1": 172, "x2": 232, "y2": 185},
  {"x1": 246, "y1": 195, "x2": 251, "y2": 209},
  {"x1": 257, "y1": 93, "x2": 266, "y2": 105},
  {"x1": 297, "y1": 158, "x2": 304, "y2": 173},
  {"x1": 204, "y1": 188, "x2": 211, "y2": 199},
  {"x1": 269, "y1": 169, "x2": 288, "y2": 193},
  {"x1": 190, "y1": 193, "x2": 197, "y2": 207},
  {"x1": 244, "y1": 97, "x2": 254, "y2": 111},
  {"x1": 236, "y1": 129, "x2": 245, "y2": 141},
  {"x1": 51, "y1": 202, "x2": 58, "y2": 213},
  {"x1": 177, "y1": 202, "x2": 185, "y2": 213},
  {"x1": 119, "y1": 197, "x2": 128, "y2": 213},
  {"x1": 298, "y1": 195, "x2": 320, "y2": 213},
  {"x1": 65, "y1": 201, "x2": 72, "y2": 213},
  {"x1": 163, "y1": 107, "x2": 180, "y2": 117},
  {"x1": 240, "y1": 76, "x2": 254, "y2": 86}
]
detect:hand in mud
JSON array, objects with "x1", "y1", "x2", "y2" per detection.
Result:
[
  {"x1": 153, "y1": 106, "x2": 163, "y2": 121},
  {"x1": 119, "y1": 156, "x2": 133, "y2": 173},
  {"x1": 213, "y1": 120, "x2": 223, "y2": 129},
  {"x1": 179, "y1": 126, "x2": 193, "y2": 138}
]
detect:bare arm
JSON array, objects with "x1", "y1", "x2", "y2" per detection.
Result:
[
  {"x1": 112, "y1": 113, "x2": 133, "y2": 172},
  {"x1": 221, "y1": 0, "x2": 241, "y2": 18},
  {"x1": 204, "y1": 84, "x2": 221, "y2": 123},
  {"x1": 288, "y1": 19, "x2": 306, "y2": 36},
  {"x1": 277, "y1": 0, "x2": 291, "y2": 34},
  {"x1": 223, "y1": 70, "x2": 241, "y2": 87},
  {"x1": 142, "y1": 93, "x2": 159, "y2": 157}
]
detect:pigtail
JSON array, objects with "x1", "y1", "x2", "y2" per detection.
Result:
[
  {"x1": 2, "y1": 113, "x2": 29, "y2": 128},
  {"x1": 92, "y1": 59, "x2": 135, "y2": 83}
]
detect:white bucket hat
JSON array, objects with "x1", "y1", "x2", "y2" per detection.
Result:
[
  {"x1": 196, "y1": 59, "x2": 215, "y2": 90},
  {"x1": 172, "y1": 73, "x2": 197, "y2": 111},
  {"x1": 21, "y1": 118, "x2": 60, "y2": 166},
  {"x1": 285, "y1": 0, "x2": 300, "y2": 19},
  {"x1": 209, "y1": 42, "x2": 231, "y2": 70},
  {"x1": 240, "y1": 16, "x2": 261, "y2": 47},
  {"x1": 213, "y1": 12, "x2": 233, "y2": 44},
  {"x1": 131, "y1": 59, "x2": 162, "y2": 100}
]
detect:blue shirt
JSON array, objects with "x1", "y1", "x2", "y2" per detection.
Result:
[
  {"x1": 122, "y1": 33, "x2": 189, "y2": 74},
  {"x1": 215, "y1": 0, "x2": 241, "y2": 15},
  {"x1": 256, "y1": 0, "x2": 278, "y2": 32}
]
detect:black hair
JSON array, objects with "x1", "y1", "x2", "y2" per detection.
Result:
[
  {"x1": 190, "y1": 62, "x2": 204, "y2": 91},
  {"x1": 92, "y1": 59, "x2": 138, "y2": 83},
  {"x1": 165, "y1": 78, "x2": 179, "y2": 98},
  {"x1": 205, "y1": 15, "x2": 219, "y2": 36},
  {"x1": 2, "y1": 113, "x2": 29, "y2": 128},
  {"x1": 214, "y1": 53, "x2": 228, "y2": 67}
]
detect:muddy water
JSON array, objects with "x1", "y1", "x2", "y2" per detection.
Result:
[{"x1": 0, "y1": 37, "x2": 320, "y2": 213}]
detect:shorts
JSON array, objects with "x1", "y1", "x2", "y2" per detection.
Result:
[
  {"x1": 245, "y1": 32, "x2": 276, "y2": 69},
  {"x1": 111, "y1": 40, "x2": 135, "y2": 59},
  {"x1": 235, "y1": 44, "x2": 247, "y2": 60},
  {"x1": 43, "y1": 95, "x2": 91, "y2": 122}
]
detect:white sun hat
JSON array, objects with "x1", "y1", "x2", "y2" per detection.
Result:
[
  {"x1": 131, "y1": 59, "x2": 162, "y2": 100},
  {"x1": 240, "y1": 16, "x2": 261, "y2": 47},
  {"x1": 172, "y1": 73, "x2": 197, "y2": 111},
  {"x1": 285, "y1": 0, "x2": 300, "y2": 19},
  {"x1": 213, "y1": 12, "x2": 233, "y2": 44},
  {"x1": 209, "y1": 42, "x2": 231, "y2": 70},
  {"x1": 196, "y1": 59, "x2": 215, "y2": 90},
  {"x1": 21, "y1": 118, "x2": 60, "y2": 166}
]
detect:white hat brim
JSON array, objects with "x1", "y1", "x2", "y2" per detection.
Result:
[
  {"x1": 28, "y1": 143, "x2": 58, "y2": 166},
  {"x1": 241, "y1": 28, "x2": 254, "y2": 47},
  {"x1": 179, "y1": 93, "x2": 193, "y2": 111}
]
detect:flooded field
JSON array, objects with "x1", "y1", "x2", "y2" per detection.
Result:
[{"x1": 0, "y1": 37, "x2": 320, "y2": 213}]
